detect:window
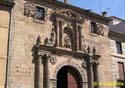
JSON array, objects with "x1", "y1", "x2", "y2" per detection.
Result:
[
  {"x1": 116, "y1": 41, "x2": 123, "y2": 54},
  {"x1": 35, "y1": 7, "x2": 45, "y2": 20},
  {"x1": 118, "y1": 62, "x2": 125, "y2": 80},
  {"x1": 91, "y1": 22, "x2": 97, "y2": 33}
]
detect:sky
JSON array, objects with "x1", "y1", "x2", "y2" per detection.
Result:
[{"x1": 59, "y1": 0, "x2": 125, "y2": 19}]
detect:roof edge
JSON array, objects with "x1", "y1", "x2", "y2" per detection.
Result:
[
  {"x1": 37, "y1": 0, "x2": 111, "y2": 23},
  {"x1": 109, "y1": 16, "x2": 125, "y2": 22},
  {"x1": 0, "y1": 0, "x2": 15, "y2": 7}
]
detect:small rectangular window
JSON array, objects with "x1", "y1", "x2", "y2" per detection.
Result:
[
  {"x1": 116, "y1": 41, "x2": 123, "y2": 54},
  {"x1": 118, "y1": 62, "x2": 125, "y2": 80},
  {"x1": 91, "y1": 22, "x2": 97, "y2": 33},
  {"x1": 35, "y1": 7, "x2": 45, "y2": 20}
]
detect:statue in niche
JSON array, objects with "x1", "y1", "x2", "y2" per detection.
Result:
[
  {"x1": 24, "y1": 1, "x2": 35, "y2": 17},
  {"x1": 64, "y1": 34, "x2": 71, "y2": 48},
  {"x1": 50, "y1": 28, "x2": 56, "y2": 45},
  {"x1": 44, "y1": 28, "x2": 56, "y2": 46}
]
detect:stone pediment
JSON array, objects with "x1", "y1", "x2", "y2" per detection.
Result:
[{"x1": 54, "y1": 9, "x2": 82, "y2": 20}]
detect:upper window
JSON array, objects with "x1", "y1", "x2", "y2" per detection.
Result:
[
  {"x1": 116, "y1": 41, "x2": 123, "y2": 54},
  {"x1": 35, "y1": 7, "x2": 45, "y2": 20},
  {"x1": 90, "y1": 22, "x2": 97, "y2": 33}
]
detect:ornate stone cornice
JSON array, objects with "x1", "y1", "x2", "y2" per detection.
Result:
[{"x1": 37, "y1": 44, "x2": 101, "y2": 60}]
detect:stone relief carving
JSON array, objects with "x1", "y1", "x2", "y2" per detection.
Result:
[
  {"x1": 49, "y1": 56, "x2": 57, "y2": 65},
  {"x1": 54, "y1": 9, "x2": 82, "y2": 20},
  {"x1": 67, "y1": 23, "x2": 73, "y2": 29},
  {"x1": 44, "y1": 28, "x2": 56, "y2": 46},
  {"x1": 24, "y1": 1, "x2": 35, "y2": 17},
  {"x1": 16, "y1": 64, "x2": 32, "y2": 75},
  {"x1": 82, "y1": 62, "x2": 87, "y2": 69},
  {"x1": 64, "y1": 33, "x2": 71, "y2": 48},
  {"x1": 53, "y1": 60, "x2": 87, "y2": 82},
  {"x1": 96, "y1": 23, "x2": 104, "y2": 36}
]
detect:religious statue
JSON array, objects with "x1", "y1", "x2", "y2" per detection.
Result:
[
  {"x1": 64, "y1": 34, "x2": 71, "y2": 48},
  {"x1": 44, "y1": 28, "x2": 56, "y2": 46}
]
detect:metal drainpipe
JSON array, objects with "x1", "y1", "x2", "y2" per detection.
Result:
[{"x1": 5, "y1": 4, "x2": 14, "y2": 88}]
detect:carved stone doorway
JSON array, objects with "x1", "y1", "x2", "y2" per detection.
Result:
[{"x1": 57, "y1": 66, "x2": 82, "y2": 88}]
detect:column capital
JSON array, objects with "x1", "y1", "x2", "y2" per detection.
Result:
[{"x1": 38, "y1": 50, "x2": 51, "y2": 57}]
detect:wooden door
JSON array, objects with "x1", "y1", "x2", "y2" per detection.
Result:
[
  {"x1": 57, "y1": 66, "x2": 81, "y2": 88},
  {"x1": 68, "y1": 71, "x2": 78, "y2": 88}
]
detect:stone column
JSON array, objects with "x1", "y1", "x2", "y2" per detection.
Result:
[
  {"x1": 43, "y1": 54, "x2": 49, "y2": 88},
  {"x1": 59, "y1": 20, "x2": 63, "y2": 47},
  {"x1": 87, "y1": 56, "x2": 94, "y2": 88},
  {"x1": 36, "y1": 54, "x2": 43, "y2": 88},
  {"x1": 55, "y1": 18, "x2": 60, "y2": 47},
  {"x1": 76, "y1": 24, "x2": 79, "y2": 50},
  {"x1": 78, "y1": 25, "x2": 82, "y2": 50},
  {"x1": 93, "y1": 63, "x2": 99, "y2": 88}
]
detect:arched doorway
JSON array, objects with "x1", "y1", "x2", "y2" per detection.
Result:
[{"x1": 57, "y1": 66, "x2": 82, "y2": 88}]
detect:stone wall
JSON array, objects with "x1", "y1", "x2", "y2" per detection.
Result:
[{"x1": 9, "y1": 0, "x2": 113, "y2": 88}]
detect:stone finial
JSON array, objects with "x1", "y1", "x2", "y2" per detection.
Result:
[
  {"x1": 93, "y1": 46, "x2": 96, "y2": 55},
  {"x1": 87, "y1": 46, "x2": 90, "y2": 54},
  {"x1": 37, "y1": 35, "x2": 42, "y2": 45}
]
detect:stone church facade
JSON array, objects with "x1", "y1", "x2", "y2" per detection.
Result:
[{"x1": 3, "y1": 0, "x2": 114, "y2": 88}]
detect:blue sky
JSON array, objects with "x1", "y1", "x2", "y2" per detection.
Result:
[{"x1": 59, "y1": 0, "x2": 125, "y2": 19}]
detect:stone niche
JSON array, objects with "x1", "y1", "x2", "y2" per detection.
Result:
[{"x1": 48, "y1": 8, "x2": 83, "y2": 51}]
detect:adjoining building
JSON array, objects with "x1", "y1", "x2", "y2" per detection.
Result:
[
  {"x1": 109, "y1": 16, "x2": 125, "y2": 88},
  {"x1": 0, "y1": 1, "x2": 14, "y2": 88}
]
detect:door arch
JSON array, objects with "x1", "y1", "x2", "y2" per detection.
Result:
[{"x1": 57, "y1": 66, "x2": 82, "y2": 88}]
